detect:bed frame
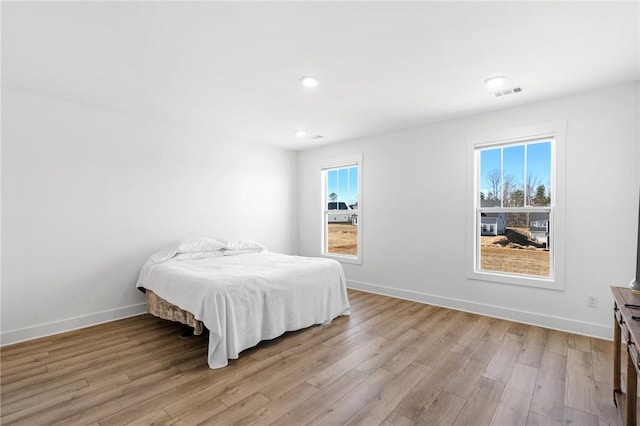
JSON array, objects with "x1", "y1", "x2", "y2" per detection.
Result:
[{"x1": 145, "y1": 290, "x2": 204, "y2": 335}]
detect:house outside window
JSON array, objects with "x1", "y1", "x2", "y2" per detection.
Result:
[
  {"x1": 468, "y1": 121, "x2": 566, "y2": 289},
  {"x1": 321, "y1": 154, "x2": 363, "y2": 264}
]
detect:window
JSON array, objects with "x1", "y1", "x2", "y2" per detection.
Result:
[
  {"x1": 321, "y1": 154, "x2": 362, "y2": 264},
  {"x1": 468, "y1": 121, "x2": 566, "y2": 289}
]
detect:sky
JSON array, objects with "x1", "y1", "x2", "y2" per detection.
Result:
[
  {"x1": 326, "y1": 166, "x2": 358, "y2": 205},
  {"x1": 479, "y1": 140, "x2": 552, "y2": 203},
  {"x1": 324, "y1": 141, "x2": 550, "y2": 207}
]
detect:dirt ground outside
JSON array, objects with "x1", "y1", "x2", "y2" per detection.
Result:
[
  {"x1": 480, "y1": 230, "x2": 550, "y2": 277},
  {"x1": 327, "y1": 223, "x2": 548, "y2": 276},
  {"x1": 327, "y1": 223, "x2": 357, "y2": 255}
]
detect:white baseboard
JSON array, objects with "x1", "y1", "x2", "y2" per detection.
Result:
[
  {"x1": 347, "y1": 280, "x2": 613, "y2": 341},
  {"x1": 2, "y1": 282, "x2": 614, "y2": 346},
  {"x1": 0, "y1": 303, "x2": 147, "y2": 347}
]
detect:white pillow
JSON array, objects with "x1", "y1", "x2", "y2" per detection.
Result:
[
  {"x1": 176, "y1": 237, "x2": 226, "y2": 254},
  {"x1": 173, "y1": 250, "x2": 224, "y2": 261},
  {"x1": 149, "y1": 237, "x2": 226, "y2": 263},
  {"x1": 222, "y1": 249, "x2": 264, "y2": 256},
  {"x1": 221, "y1": 237, "x2": 267, "y2": 252}
]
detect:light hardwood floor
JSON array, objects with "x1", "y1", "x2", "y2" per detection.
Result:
[{"x1": 0, "y1": 290, "x2": 625, "y2": 425}]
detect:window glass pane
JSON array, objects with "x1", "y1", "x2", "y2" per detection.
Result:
[
  {"x1": 325, "y1": 165, "x2": 358, "y2": 257},
  {"x1": 337, "y1": 168, "x2": 349, "y2": 202},
  {"x1": 327, "y1": 169, "x2": 338, "y2": 204},
  {"x1": 526, "y1": 141, "x2": 552, "y2": 206},
  {"x1": 503, "y1": 145, "x2": 525, "y2": 207},
  {"x1": 480, "y1": 148, "x2": 501, "y2": 207},
  {"x1": 479, "y1": 211, "x2": 550, "y2": 277},
  {"x1": 348, "y1": 167, "x2": 358, "y2": 209}
]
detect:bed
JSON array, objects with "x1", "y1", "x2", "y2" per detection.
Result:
[{"x1": 136, "y1": 237, "x2": 351, "y2": 369}]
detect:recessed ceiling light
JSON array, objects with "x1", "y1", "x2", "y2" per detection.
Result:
[
  {"x1": 484, "y1": 75, "x2": 506, "y2": 89},
  {"x1": 300, "y1": 76, "x2": 319, "y2": 88},
  {"x1": 295, "y1": 129, "x2": 307, "y2": 138}
]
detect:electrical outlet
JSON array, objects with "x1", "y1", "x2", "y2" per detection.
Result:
[{"x1": 587, "y1": 296, "x2": 598, "y2": 308}]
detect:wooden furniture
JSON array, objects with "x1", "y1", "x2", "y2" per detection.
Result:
[{"x1": 612, "y1": 286, "x2": 640, "y2": 426}]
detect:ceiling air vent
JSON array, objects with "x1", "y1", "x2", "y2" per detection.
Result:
[{"x1": 493, "y1": 87, "x2": 523, "y2": 97}]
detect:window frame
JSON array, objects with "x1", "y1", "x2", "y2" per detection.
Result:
[
  {"x1": 467, "y1": 121, "x2": 566, "y2": 290},
  {"x1": 320, "y1": 153, "x2": 363, "y2": 265}
]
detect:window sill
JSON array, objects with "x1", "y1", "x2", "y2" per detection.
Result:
[
  {"x1": 468, "y1": 270, "x2": 563, "y2": 291},
  {"x1": 322, "y1": 253, "x2": 362, "y2": 265}
]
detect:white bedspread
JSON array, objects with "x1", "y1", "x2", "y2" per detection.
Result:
[{"x1": 136, "y1": 252, "x2": 350, "y2": 368}]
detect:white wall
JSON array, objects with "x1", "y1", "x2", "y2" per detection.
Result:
[
  {"x1": 1, "y1": 88, "x2": 298, "y2": 344},
  {"x1": 299, "y1": 82, "x2": 640, "y2": 339}
]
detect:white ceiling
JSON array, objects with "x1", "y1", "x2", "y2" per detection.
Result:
[{"x1": 2, "y1": 1, "x2": 639, "y2": 150}]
